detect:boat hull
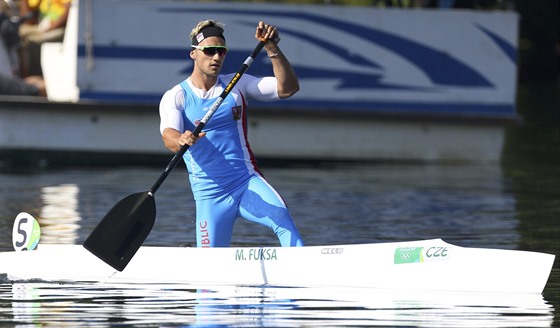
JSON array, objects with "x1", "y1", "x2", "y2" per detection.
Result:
[{"x1": 0, "y1": 239, "x2": 554, "y2": 294}]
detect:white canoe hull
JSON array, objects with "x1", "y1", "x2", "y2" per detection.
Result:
[{"x1": 0, "y1": 239, "x2": 554, "y2": 294}]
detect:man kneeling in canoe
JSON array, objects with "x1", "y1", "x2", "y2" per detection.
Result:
[{"x1": 158, "y1": 19, "x2": 304, "y2": 248}]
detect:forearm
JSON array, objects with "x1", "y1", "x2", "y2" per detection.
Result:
[
  {"x1": 162, "y1": 128, "x2": 182, "y2": 153},
  {"x1": 266, "y1": 43, "x2": 299, "y2": 99},
  {"x1": 162, "y1": 128, "x2": 205, "y2": 152}
]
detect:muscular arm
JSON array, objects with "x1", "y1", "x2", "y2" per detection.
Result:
[
  {"x1": 162, "y1": 128, "x2": 182, "y2": 153},
  {"x1": 159, "y1": 88, "x2": 204, "y2": 153},
  {"x1": 256, "y1": 21, "x2": 300, "y2": 99},
  {"x1": 265, "y1": 42, "x2": 299, "y2": 99},
  {"x1": 162, "y1": 128, "x2": 205, "y2": 153}
]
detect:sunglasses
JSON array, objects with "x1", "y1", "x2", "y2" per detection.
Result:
[{"x1": 192, "y1": 45, "x2": 228, "y2": 56}]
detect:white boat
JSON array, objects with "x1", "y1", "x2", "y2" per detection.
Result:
[{"x1": 0, "y1": 238, "x2": 554, "y2": 294}]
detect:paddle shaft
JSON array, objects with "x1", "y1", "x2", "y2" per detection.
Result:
[{"x1": 150, "y1": 40, "x2": 266, "y2": 194}]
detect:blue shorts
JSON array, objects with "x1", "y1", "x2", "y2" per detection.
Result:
[{"x1": 195, "y1": 174, "x2": 304, "y2": 247}]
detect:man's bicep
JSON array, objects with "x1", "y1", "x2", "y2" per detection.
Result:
[
  {"x1": 242, "y1": 75, "x2": 279, "y2": 102},
  {"x1": 159, "y1": 90, "x2": 184, "y2": 134}
]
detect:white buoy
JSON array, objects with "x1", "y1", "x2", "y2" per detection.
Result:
[{"x1": 12, "y1": 212, "x2": 41, "y2": 251}]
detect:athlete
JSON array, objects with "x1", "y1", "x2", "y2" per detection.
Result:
[{"x1": 158, "y1": 19, "x2": 304, "y2": 248}]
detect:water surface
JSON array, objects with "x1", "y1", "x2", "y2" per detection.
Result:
[{"x1": 0, "y1": 161, "x2": 557, "y2": 327}]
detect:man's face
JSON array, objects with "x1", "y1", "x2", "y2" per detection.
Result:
[{"x1": 191, "y1": 36, "x2": 228, "y2": 77}]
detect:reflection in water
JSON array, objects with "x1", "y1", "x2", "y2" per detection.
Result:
[
  {"x1": 39, "y1": 184, "x2": 81, "y2": 244},
  {"x1": 7, "y1": 283, "x2": 554, "y2": 327}
]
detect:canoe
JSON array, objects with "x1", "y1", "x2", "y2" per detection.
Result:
[{"x1": 0, "y1": 238, "x2": 554, "y2": 294}]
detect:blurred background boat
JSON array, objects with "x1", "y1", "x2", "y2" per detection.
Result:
[{"x1": 0, "y1": 0, "x2": 524, "y2": 168}]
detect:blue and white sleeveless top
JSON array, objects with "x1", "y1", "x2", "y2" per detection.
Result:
[
  {"x1": 179, "y1": 77, "x2": 257, "y2": 199},
  {"x1": 159, "y1": 74, "x2": 279, "y2": 200}
]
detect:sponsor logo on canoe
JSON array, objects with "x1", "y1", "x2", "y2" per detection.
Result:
[
  {"x1": 235, "y1": 248, "x2": 277, "y2": 261},
  {"x1": 394, "y1": 246, "x2": 449, "y2": 264},
  {"x1": 321, "y1": 247, "x2": 343, "y2": 255}
]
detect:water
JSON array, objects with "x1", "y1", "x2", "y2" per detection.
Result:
[
  {"x1": 0, "y1": 83, "x2": 558, "y2": 327},
  {"x1": 0, "y1": 159, "x2": 557, "y2": 327}
]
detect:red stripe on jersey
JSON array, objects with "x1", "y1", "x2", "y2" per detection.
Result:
[{"x1": 240, "y1": 92, "x2": 264, "y2": 177}]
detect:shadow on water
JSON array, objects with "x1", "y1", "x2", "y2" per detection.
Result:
[{"x1": 502, "y1": 79, "x2": 560, "y2": 326}]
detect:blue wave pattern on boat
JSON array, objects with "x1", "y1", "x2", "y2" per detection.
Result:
[
  {"x1": 76, "y1": 4, "x2": 517, "y2": 117},
  {"x1": 475, "y1": 24, "x2": 517, "y2": 63}
]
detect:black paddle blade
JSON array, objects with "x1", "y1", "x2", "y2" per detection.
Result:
[{"x1": 83, "y1": 191, "x2": 156, "y2": 271}]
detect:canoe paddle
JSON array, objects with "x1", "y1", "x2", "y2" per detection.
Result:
[{"x1": 83, "y1": 40, "x2": 267, "y2": 271}]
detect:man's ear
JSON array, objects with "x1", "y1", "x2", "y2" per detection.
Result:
[{"x1": 189, "y1": 50, "x2": 196, "y2": 60}]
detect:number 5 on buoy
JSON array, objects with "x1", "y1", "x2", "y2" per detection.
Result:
[{"x1": 12, "y1": 212, "x2": 41, "y2": 251}]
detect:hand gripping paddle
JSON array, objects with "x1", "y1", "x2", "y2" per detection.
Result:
[{"x1": 83, "y1": 40, "x2": 267, "y2": 271}]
